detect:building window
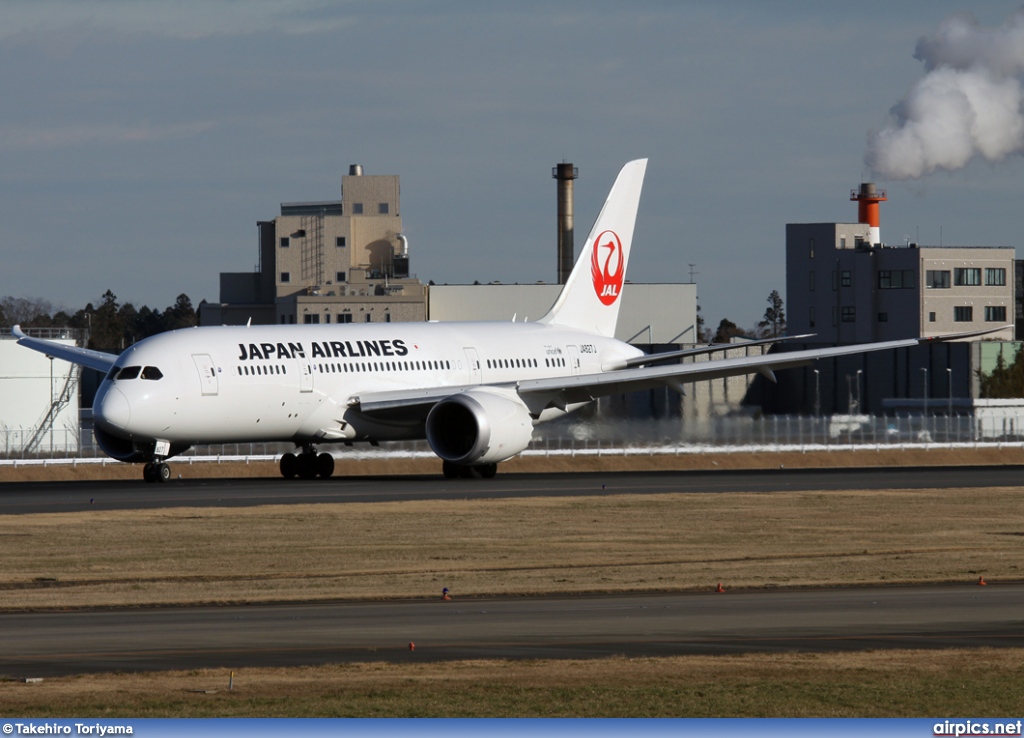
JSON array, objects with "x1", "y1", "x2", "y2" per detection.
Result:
[
  {"x1": 985, "y1": 306, "x2": 1007, "y2": 322},
  {"x1": 878, "y1": 312, "x2": 888, "y2": 322},
  {"x1": 339, "y1": 313, "x2": 352, "y2": 323},
  {"x1": 809, "y1": 271, "x2": 815, "y2": 292},
  {"x1": 878, "y1": 270, "x2": 915, "y2": 289},
  {"x1": 303, "y1": 314, "x2": 320, "y2": 324},
  {"x1": 926, "y1": 270, "x2": 951, "y2": 289},
  {"x1": 336, "y1": 237, "x2": 346, "y2": 247},
  {"x1": 379, "y1": 203, "x2": 389, "y2": 214},
  {"x1": 336, "y1": 271, "x2": 346, "y2": 282},
  {"x1": 809, "y1": 238, "x2": 815, "y2": 259},
  {"x1": 929, "y1": 312, "x2": 937, "y2": 322},
  {"x1": 841, "y1": 271, "x2": 851, "y2": 287},
  {"x1": 954, "y1": 268, "x2": 981, "y2": 286},
  {"x1": 352, "y1": 203, "x2": 364, "y2": 215},
  {"x1": 324, "y1": 314, "x2": 331, "y2": 324},
  {"x1": 385, "y1": 313, "x2": 392, "y2": 323},
  {"x1": 280, "y1": 272, "x2": 290, "y2": 283},
  {"x1": 954, "y1": 306, "x2": 973, "y2": 322},
  {"x1": 809, "y1": 307, "x2": 815, "y2": 328},
  {"x1": 986, "y1": 268, "x2": 1006, "y2": 286},
  {"x1": 364, "y1": 313, "x2": 372, "y2": 322},
  {"x1": 841, "y1": 306, "x2": 856, "y2": 322},
  {"x1": 280, "y1": 237, "x2": 290, "y2": 248}
]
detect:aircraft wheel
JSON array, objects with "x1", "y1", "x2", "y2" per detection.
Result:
[
  {"x1": 156, "y1": 463, "x2": 171, "y2": 483},
  {"x1": 298, "y1": 453, "x2": 318, "y2": 480},
  {"x1": 317, "y1": 452, "x2": 335, "y2": 479},
  {"x1": 143, "y1": 462, "x2": 157, "y2": 483},
  {"x1": 280, "y1": 453, "x2": 298, "y2": 479},
  {"x1": 442, "y1": 461, "x2": 460, "y2": 479},
  {"x1": 478, "y1": 463, "x2": 498, "y2": 479}
]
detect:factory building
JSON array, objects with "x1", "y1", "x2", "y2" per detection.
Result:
[
  {"x1": 199, "y1": 165, "x2": 427, "y2": 327},
  {"x1": 202, "y1": 163, "x2": 698, "y2": 346},
  {"x1": 786, "y1": 183, "x2": 1015, "y2": 343},
  {"x1": 770, "y1": 183, "x2": 1018, "y2": 415},
  {"x1": 0, "y1": 328, "x2": 82, "y2": 453}
]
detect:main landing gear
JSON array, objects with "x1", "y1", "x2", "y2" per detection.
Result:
[
  {"x1": 442, "y1": 461, "x2": 498, "y2": 479},
  {"x1": 142, "y1": 461, "x2": 171, "y2": 483},
  {"x1": 280, "y1": 447, "x2": 335, "y2": 479}
]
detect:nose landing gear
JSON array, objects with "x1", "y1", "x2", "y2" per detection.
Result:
[{"x1": 142, "y1": 461, "x2": 171, "y2": 483}]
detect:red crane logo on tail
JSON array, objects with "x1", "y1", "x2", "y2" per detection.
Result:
[{"x1": 591, "y1": 230, "x2": 624, "y2": 306}]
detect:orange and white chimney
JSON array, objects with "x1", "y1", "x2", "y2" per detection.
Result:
[{"x1": 850, "y1": 182, "x2": 887, "y2": 246}]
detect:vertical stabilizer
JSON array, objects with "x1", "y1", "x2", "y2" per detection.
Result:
[{"x1": 539, "y1": 158, "x2": 647, "y2": 337}]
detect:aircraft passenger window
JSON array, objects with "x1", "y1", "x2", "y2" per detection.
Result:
[
  {"x1": 141, "y1": 366, "x2": 163, "y2": 380},
  {"x1": 116, "y1": 366, "x2": 141, "y2": 380}
]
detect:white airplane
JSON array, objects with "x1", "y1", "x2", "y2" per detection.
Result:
[{"x1": 13, "y1": 159, "x2": 995, "y2": 482}]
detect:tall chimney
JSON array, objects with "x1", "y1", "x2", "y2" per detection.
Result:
[
  {"x1": 850, "y1": 182, "x2": 887, "y2": 246},
  {"x1": 553, "y1": 162, "x2": 578, "y2": 284}
]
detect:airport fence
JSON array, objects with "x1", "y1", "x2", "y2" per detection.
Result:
[{"x1": 2, "y1": 413, "x2": 1024, "y2": 466}]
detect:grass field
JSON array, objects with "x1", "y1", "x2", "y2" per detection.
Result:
[{"x1": 1, "y1": 449, "x2": 1022, "y2": 716}]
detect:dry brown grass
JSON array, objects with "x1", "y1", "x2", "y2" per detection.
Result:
[
  {"x1": 1, "y1": 485, "x2": 1022, "y2": 609},
  {"x1": 3, "y1": 648, "x2": 1023, "y2": 717},
  {"x1": 3, "y1": 445, "x2": 1024, "y2": 482}
]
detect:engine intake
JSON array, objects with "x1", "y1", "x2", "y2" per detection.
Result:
[{"x1": 426, "y1": 389, "x2": 534, "y2": 465}]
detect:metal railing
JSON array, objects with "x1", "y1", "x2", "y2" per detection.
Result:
[{"x1": 3, "y1": 413, "x2": 1024, "y2": 465}]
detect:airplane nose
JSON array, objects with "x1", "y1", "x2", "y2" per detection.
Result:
[{"x1": 95, "y1": 386, "x2": 131, "y2": 430}]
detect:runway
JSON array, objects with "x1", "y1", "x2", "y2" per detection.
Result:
[
  {"x1": 0, "y1": 467, "x2": 1021, "y2": 676},
  {"x1": 1, "y1": 464, "x2": 1023, "y2": 514},
  {"x1": 0, "y1": 584, "x2": 1021, "y2": 677}
]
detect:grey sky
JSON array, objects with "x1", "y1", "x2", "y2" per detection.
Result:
[{"x1": 1, "y1": 1, "x2": 1021, "y2": 332}]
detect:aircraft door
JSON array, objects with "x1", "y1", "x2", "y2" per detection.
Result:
[
  {"x1": 192, "y1": 354, "x2": 219, "y2": 396},
  {"x1": 566, "y1": 345, "x2": 582, "y2": 376},
  {"x1": 464, "y1": 347, "x2": 481, "y2": 384},
  {"x1": 298, "y1": 354, "x2": 313, "y2": 393}
]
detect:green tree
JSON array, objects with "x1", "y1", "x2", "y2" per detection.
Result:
[
  {"x1": 88, "y1": 290, "x2": 124, "y2": 351},
  {"x1": 757, "y1": 290, "x2": 786, "y2": 338},
  {"x1": 712, "y1": 318, "x2": 744, "y2": 344}
]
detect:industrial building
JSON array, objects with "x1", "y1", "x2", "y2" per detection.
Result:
[
  {"x1": 773, "y1": 183, "x2": 1018, "y2": 415},
  {"x1": 786, "y1": 183, "x2": 1015, "y2": 343},
  {"x1": 201, "y1": 163, "x2": 699, "y2": 347},
  {"x1": 199, "y1": 165, "x2": 427, "y2": 328},
  {"x1": 0, "y1": 328, "x2": 82, "y2": 453}
]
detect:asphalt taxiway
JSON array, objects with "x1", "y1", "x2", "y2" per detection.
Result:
[
  {"x1": 0, "y1": 584, "x2": 1020, "y2": 677},
  {"x1": 1, "y1": 464, "x2": 1023, "y2": 514}
]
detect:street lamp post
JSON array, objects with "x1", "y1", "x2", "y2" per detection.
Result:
[
  {"x1": 813, "y1": 369, "x2": 820, "y2": 417},
  {"x1": 921, "y1": 367, "x2": 929, "y2": 438}
]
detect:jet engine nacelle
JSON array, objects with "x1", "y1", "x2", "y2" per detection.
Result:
[{"x1": 425, "y1": 388, "x2": 534, "y2": 466}]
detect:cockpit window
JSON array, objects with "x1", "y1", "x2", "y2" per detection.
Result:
[
  {"x1": 141, "y1": 366, "x2": 163, "y2": 380},
  {"x1": 116, "y1": 366, "x2": 142, "y2": 380}
]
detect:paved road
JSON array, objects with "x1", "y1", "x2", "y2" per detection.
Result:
[
  {"x1": 1, "y1": 465, "x2": 1022, "y2": 514},
  {"x1": 0, "y1": 584, "x2": 1020, "y2": 677}
]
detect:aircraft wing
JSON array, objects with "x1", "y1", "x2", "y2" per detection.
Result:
[
  {"x1": 12, "y1": 325, "x2": 118, "y2": 373},
  {"x1": 355, "y1": 328, "x2": 1002, "y2": 417}
]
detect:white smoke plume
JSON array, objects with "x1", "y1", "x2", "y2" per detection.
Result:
[{"x1": 866, "y1": 9, "x2": 1024, "y2": 180}]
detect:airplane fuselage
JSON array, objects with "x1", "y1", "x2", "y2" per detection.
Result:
[{"x1": 93, "y1": 321, "x2": 644, "y2": 451}]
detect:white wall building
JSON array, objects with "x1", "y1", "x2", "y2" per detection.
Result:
[{"x1": 0, "y1": 328, "x2": 82, "y2": 453}]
